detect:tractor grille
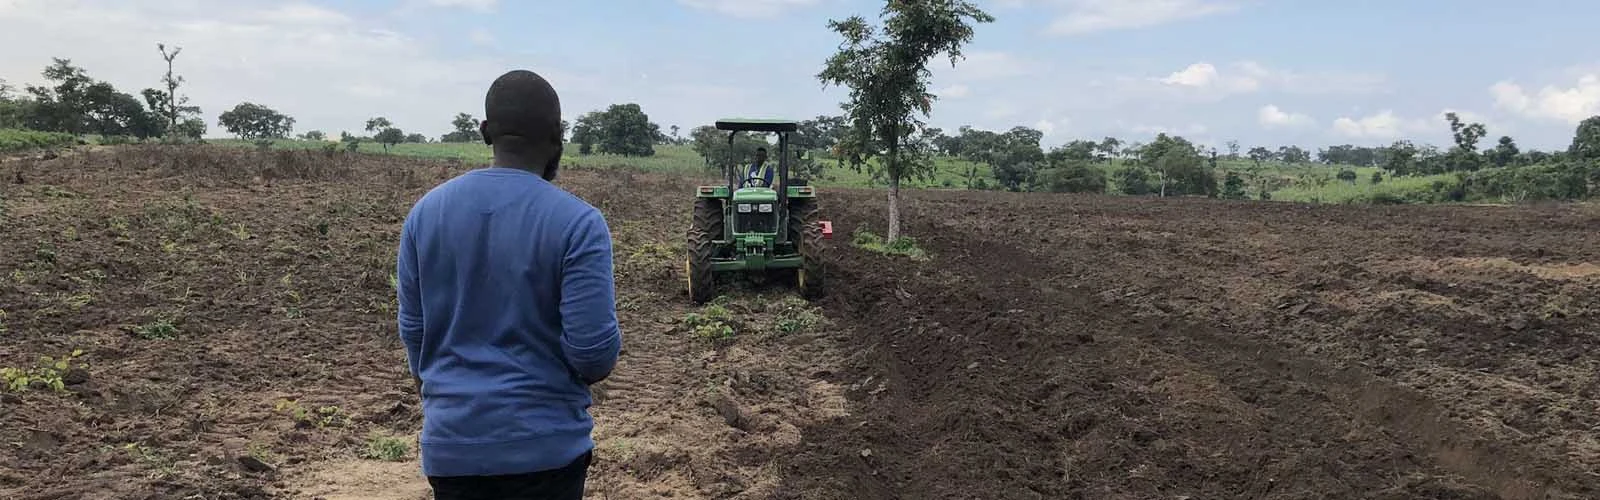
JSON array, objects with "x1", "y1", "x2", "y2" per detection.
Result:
[{"x1": 735, "y1": 211, "x2": 777, "y2": 234}]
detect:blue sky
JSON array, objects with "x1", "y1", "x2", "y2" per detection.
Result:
[{"x1": 2, "y1": 0, "x2": 1597, "y2": 151}]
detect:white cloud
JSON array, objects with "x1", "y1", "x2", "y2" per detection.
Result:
[
  {"x1": 1258, "y1": 105, "x2": 1313, "y2": 128},
  {"x1": 1159, "y1": 62, "x2": 1258, "y2": 93},
  {"x1": 937, "y1": 50, "x2": 1035, "y2": 81},
  {"x1": 258, "y1": 3, "x2": 349, "y2": 24},
  {"x1": 469, "y1": 27, "x2": 493, "y2": 45},
  {"x1": 1160, "y1": 62, "x2": 1218, "y2": 87},
  {"x1": 1155, "y1": 61, "x2": 1385, "y2": 97},
  {"x1": 423, "y1": 0, "x2": 496, "y2": 12},
  {"x1": 1034, "y1": 118, "x2": 1058, "y2": 135},
  {"x1": 935, "y1": 84, "x2": 971, "y2": 99},
  {"x1": 1330, "y1": 110, "x2": 1431, "y2": 140},
  {"x1": 0, "y1": 0, "x2": 567, "y2": 138},
  {"x1": 1043, "y1": 0, "x2": 1240, "y2": 36},
  {"x1": 1490, "y1": 74, "x2": 1600, "y2": 125},
  {"x1": 983, "y1": 101, "x2": 1022, "y2": 121},
  {"x1": 1130, "y1": 123, "x2": 1208, "y2": 136},
  {"x1": 677, "y1": 0, "x2": 819, "y2": 19}
]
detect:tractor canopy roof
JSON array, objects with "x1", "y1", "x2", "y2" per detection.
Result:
[{"x1": 715, "y1": 118, "x2": 798, "y2": 133}]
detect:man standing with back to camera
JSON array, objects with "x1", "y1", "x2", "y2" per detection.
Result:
[{"x1": 395, "y1": 69, "x2": 622, "y2": 499}]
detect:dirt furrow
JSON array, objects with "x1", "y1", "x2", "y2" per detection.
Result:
[{"x1": 775, "y1": 189, "x2": 1598, "y2": 499}]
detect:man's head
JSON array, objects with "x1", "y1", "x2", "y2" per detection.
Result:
[
  {"x1": 754, "y1": 147, "x2": 767, "y2": 164},
  {"x1": 480, "y1": 70, "x2": 563, "y2": 179}
]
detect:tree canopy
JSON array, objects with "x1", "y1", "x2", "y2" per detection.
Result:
[
  {"x1": 817, "y1": 0, "x2": 994, "y2": 240},
  {"x1": 569, "y1": 103, "x2": 662, "y2": 157},
  {"x1": 440, "y1": 113, "x2": 483, "y2": 143},
  {"x1": 218, "y1": 102, "x2": 293, "y2": 139}
]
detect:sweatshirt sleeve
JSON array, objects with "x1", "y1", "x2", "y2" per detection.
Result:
[
  {"x1": 559, "y1": 210, "x2": 623, "y2": 384},
  {"x1": 396, "y1": 212, "x2": 425, "y2": 383}
]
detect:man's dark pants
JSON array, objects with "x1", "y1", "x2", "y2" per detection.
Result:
[{"x1": 427, "y1": 451, "x2": 592, "y2": 500}]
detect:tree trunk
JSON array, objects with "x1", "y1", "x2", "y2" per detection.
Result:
[
  {"x1": 888, "y1": 173, "x2": 902, "y2": 242},
  {"x1": 886, "y1": 125, "x2": 902, "y2": 242}
]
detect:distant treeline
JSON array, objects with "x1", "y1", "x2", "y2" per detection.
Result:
[{"x1": 5, "y1": 53, "x2": 1599, "y2": 203}]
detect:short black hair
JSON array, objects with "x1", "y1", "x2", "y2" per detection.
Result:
[
  {"x1": 757, "y1": 147, "x2": 767, "y2": 152},
  {"x1": 482, "y1": 70, "x2": 561, "y2": 151}
]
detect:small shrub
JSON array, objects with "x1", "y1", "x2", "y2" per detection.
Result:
[
  {"x1": 851, "y1": 229, "x2": 929, "y2": 261},
  {"x1": 274, "y1": 399, "x2": 351, "y2": 428},
  {"x1": 1035, "y1": 161, "x2": 1107, "y2": 193},
  {"x1": 1220, "y1": 171, "x2": 1247, "y2": 200},
  {"x1": 773, "y1": 298, "x2": 823, "y2": 335},
  {"x1": 135, "y1": 318, "x2": 178, "y2": 340},
  {"x1": 1, "y1": 349, "x2": 85, "y2": 393},
  {"x1": 683, "y1": 304, "x2": 735, "y2": 340},
  {"x1": 362, "y1": 433, "x2": 410, "y2": 461},
  {"x1": 34, "y1": 244, "x2": 56, "y2": 265}
]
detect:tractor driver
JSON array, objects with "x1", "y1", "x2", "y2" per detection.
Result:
[{"x1": 746, "y1": 147, "x2": 774, "y2": 187}]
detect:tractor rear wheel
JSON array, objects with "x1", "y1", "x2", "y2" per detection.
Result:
[
  {"x1": 686, "y1": 197, "x2": 721, "y2": 304},
  {"x1": 789, "y1": 198, "x2": 826, "y2": 300}
]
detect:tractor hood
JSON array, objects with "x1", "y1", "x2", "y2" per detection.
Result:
[{"x1": 731, "y1": 187, "x2": 778, "y2": 203}]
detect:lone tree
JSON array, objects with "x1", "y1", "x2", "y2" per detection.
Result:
[
  {"x1": 1488, "y1": 136, "x2": 1520, "y2": 167},
  {"x1": 366, "y1": 116, "x2": 403, "y2": 152},
  {"x1": 218, "y1": 102, "x2": 293, "y2": 139},
  {"x1": 818, "y1": 0, "x2": 994, "y2": 241},
  {"x1": 1568, "y1": 115, "x2": 1600, "y2": 163},
  {"x1": 1247, "y1": 146, "x2": 1271, "y2": 168},
  {"x1": 144, "y1": 43, "x2": 203, "y2": 141},
  {"x1": 1445, "y1": 111, "x2": 1487, "y2": 171},
  {"x1": 441, "y1": 112, "x2": 482, "y2": 142},
  {"x1": 595, "y1": 103, "x2": 659, "y2": 156}
]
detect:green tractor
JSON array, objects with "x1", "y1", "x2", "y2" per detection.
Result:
[{"x1": 685, "y1": 118, "x2": 833, "y2": 304}]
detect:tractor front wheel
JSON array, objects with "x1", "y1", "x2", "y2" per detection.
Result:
[
  {"x1": 790, "y1": 199, "x2": 826, "y2": 300},
  {"x1": 686, "y1": 198, "x2": 721, "y2": 304}
]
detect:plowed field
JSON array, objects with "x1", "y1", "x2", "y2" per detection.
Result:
[{"x1": 1, "y1": 146, "x2": 1597, "y2": 499}]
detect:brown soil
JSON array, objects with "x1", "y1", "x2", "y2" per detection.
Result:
[{"x1": 1, "y1": 146, "x2": 1597, "y2": 499}]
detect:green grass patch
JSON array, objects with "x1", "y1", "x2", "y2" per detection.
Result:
[
  {"x1": 133, "y1": 318, "x2": 179, "y2": 340},
  {"x1": 1, "y1": 349, "x2": 85, "y2": 393},
  {"x1": 683, "y1": 303, "x2": 735, "y2": 340},
  {"x1": 770, "y1": 297, "x2": 824, "y2": 335},
  {"x1": 1270, "y1": 173, "x2": 1461, "y2": 204},
  {"x1": 0, "y1": 129, "x2": 77, "y2": 153},
  {"x1": 852, "y1": 229, "x2": 929, "y2": 261},
  {"x1": 209, "y1": 139, "x2": 991, "y2": 189},
  {"x1": 361, "y1": 433, "x2": 411, "y2": 461}
]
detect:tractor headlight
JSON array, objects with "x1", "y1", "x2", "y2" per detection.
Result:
[
  {"x1": 758, "y1": 203, "x2": 773, "y2": 213},
  {"x1": 737, "y1": 203, "x2": 753, "y2": 213}
]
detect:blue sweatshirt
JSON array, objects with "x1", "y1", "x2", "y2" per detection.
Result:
[{"x1": 396, "y1": 166, "x2": 622, "y2": 478}]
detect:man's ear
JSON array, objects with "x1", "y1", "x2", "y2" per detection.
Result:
[
  {"x1": 543, "y1": 143, "x2": 563, "y2": 181},
  {"x1": 480, "y1": 120, "x2": 493, "y2": 146}
]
